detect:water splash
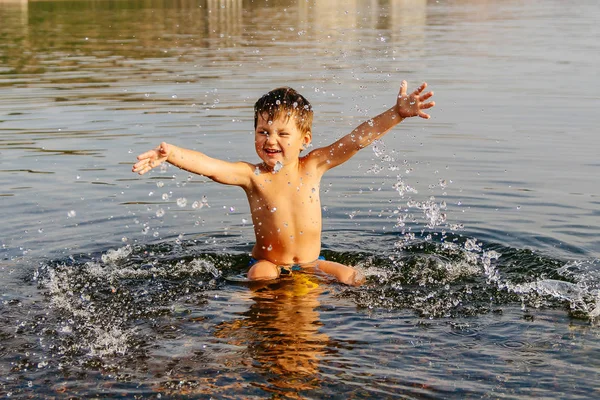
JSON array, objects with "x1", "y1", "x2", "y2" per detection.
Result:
[
  {"x1": 406, "y1": 196, "x2": 447, "y2": 229},
  {"x1": 33, "y1": 244, "x2": 226, "y2": 369},
  {"x1": 392, "y1": 179, "x2": 417, "y2": 197},
  {"x1": 176, "y1": 198, "x2": 187, "y2": 207},
  {"x1": 372, "y1": 139, "x2": 386, "y2": 157},
  {"x1": 191, "y1": 195, "x2": 210, "y2": 209}
]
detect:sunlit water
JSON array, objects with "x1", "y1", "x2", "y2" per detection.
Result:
[{"x1": 1, "y1": 0, "x2": 599, "y2": 398}]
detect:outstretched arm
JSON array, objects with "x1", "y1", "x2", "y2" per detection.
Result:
[
  {"x1": 132, "y1": 142, "x2": 252, "y2": 187},
  {"x1": 310, "y1": 80, "x2": 434, "y2": 171}
]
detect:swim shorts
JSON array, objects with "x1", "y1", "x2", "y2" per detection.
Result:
[{"x1": 248, "y1": 255, "x2": 326, "y2": 274}]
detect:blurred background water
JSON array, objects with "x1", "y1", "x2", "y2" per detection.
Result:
[{"x1": 1, "y1": 0, "x2": 599, "y2": 398}]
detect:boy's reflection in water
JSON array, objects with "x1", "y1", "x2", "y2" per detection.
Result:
[{"x1": 214, "y1": 273, "x2": 331, "y2": 392}]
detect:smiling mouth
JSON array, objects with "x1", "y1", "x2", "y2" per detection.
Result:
[{"x1": 264, "y1": 149, "x2": 281, "y2": 154}]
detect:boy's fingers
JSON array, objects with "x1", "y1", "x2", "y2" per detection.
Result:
[
  {"x1": 420, "y1": 91, "x2": 434, "y2": 101},
  {"x1": 421, "y1": 101, "x2": 435, "y2": 109},
  {"x1": 136, "y1": 151, "x2": 153, "y2": 160},
  {"x1": 133, "y1": 158, "x2": 154, "y2": 171},
  {"x1": 399, "y1": 80, "x2": 408, "y2": 96},
  {"x1": 413, "y1": 82, "x2": 427, "y2": 95}
]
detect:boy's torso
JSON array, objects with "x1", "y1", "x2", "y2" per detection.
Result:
[{"x1": 245, "y1": 158, "x2": 324, "y2": 265}]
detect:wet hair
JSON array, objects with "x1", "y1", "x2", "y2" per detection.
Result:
[{"x1": 254, "y1": 87, "x2": 313, "y2": 136}]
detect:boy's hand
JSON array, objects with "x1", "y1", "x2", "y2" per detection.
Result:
[
  {"x1": 132, "y1": 142, "x2": 172, "y2": 175},
  {"x1": 396, "y1": 80, "x2": 435, "y2": 119}
]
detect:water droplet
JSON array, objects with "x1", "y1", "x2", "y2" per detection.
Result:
[
  {"x1": 267, "y1": 244, "x2": 273, "y2": 251},
  {"x1": 271, "y1": 207, "x2": 277, "y2": 212},
  {"x1": 153, "y1": 231, "x2": 160, "y2": 237},
  {"x1": 162, "y1": 193, "x2": 169, "y2": 200},
  {"x1": 254, "y1": 166, "x2": 260, "y2": 176},
  {"x1": 293, "y1": 101, "x2": 298, "y2": 108},
  {"x1": 229, "y1": 206, "x2": 235, "y2": 212},
  {"x1": 273, "y1": 161, "x2": 283, "y2": 173},
  {"x1": 148, "y1": 191, "x2": 154, "y2": 196},
  {"x1": 171, "y1": 94, "x2": 178, "y2": 99},
  {"x1": 201, "y1": 195, "x2": 210, "y2": 207},
  {"x1": 176, "y1": 198, "x2": 187, "y2": 207},
  {"x1": 275, "y1": 99, "x2": 281, "y2": 105},
  {"x1": 121, "y1": 237, "x2": 128, "y2": 242},
  {"x1": 156, "y1": 208, "x2": 165, "y2": 217},
  {"x1": 156, "y1": 181, "x2": 164, "y2": 188},
  {"x1": 242, "y1": 218, "x2": 248, "y2": 224},
  {"x1": 67, "y1": 210, "x2": 76, "y2": 218}
]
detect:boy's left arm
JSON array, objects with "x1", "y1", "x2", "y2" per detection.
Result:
[{"x1": 310, "y1": 80, "x2": 434, "y2": 171}]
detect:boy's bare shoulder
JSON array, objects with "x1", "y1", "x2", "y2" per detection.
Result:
[{"x1": 299, "y1": 146, "x2": 331, "y2": 172}]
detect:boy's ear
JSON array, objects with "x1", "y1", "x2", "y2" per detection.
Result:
[{"x1": 303, "y1": 130, "x2": 312, "y2": 146}]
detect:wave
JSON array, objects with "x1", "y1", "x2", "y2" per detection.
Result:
[{"x1": 25, "y1": 235, "x2": 597, "y2": 368}]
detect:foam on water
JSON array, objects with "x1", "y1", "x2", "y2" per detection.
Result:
[
  {"x1": 34, "y1": 245, "x2": 225, "y2": 366},
  {"x1": 348, "y1": 139, "x2": 595, "y2": 318},
  {"x1": 344, "y1": 226, "x2": 600, "y2": 320}
]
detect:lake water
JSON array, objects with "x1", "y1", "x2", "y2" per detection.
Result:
[{"x1": 1, "y1": 0, "x2": 599, "y2": 398}]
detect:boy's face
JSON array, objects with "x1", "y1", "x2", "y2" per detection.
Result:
[{"x1": 254, "y1": 113, "x2": 311, "y2": 168}]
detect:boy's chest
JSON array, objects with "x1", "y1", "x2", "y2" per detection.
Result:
[{"x1": 249, "y1": 171, "x2": 321, "y2": 207}]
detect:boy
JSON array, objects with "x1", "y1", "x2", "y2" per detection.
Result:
[{"x1": 133, "y1": 81, "x2": 434, "y2": 285}]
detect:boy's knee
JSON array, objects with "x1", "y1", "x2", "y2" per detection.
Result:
[{"x1": 247, "y1": 261, "x2": 279, "y2": 281}]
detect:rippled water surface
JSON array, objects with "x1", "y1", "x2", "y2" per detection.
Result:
[{"x1": 1, "y1": 0, "x2": 600, "y2": 398}]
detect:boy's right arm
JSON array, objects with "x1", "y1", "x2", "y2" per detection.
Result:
[
  {"x1": 308, "y1": 81, "x2": 434, "y2": 173},
  {"x1": 132, "y1": 142, "x2": 253, "y2": 187}
]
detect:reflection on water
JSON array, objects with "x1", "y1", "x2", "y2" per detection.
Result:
[
  {"x1": 213, "y1": 276, "x2": 328, "y2": 394},
  {"x1": 0, "y1": 0, "x2": 430, "y2": 82}
]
